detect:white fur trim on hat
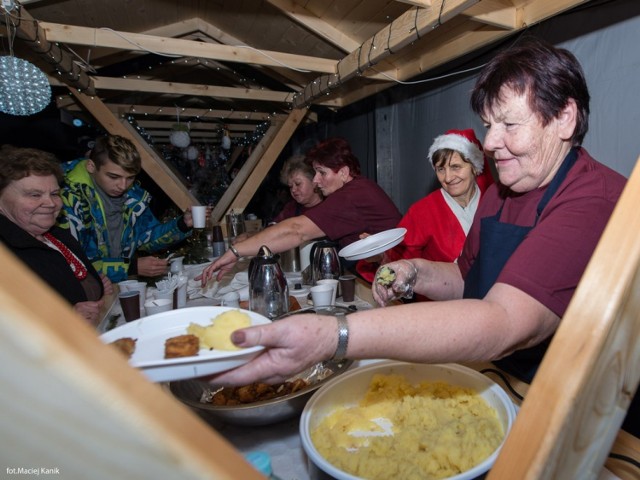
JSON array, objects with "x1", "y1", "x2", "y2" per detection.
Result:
[{"x1": 428, "y1": 133, "x2": 484, "y2": 173}]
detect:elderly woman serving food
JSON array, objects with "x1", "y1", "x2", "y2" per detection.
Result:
[
  {"x1": 208, "y1": 37, "x2": 640, "y2": 438},
  {"x1": 199, "y1": 137, "x2": 401, "y2": 283}
]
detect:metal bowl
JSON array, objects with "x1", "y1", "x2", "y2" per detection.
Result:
[
  {"x1": 169, "y1": 359, "x2": 352, "y2": 426},
  {"x1": 169, "y1": 305, "x2": 354, "y2": 426}
]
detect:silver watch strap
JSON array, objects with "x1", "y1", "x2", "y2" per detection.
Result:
[{"x1": 332, "y1": 313, "x2": 349, "y2": 361}]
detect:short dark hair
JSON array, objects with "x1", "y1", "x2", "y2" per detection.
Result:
[
  {"x1": 305, "y1": 137, "x2": 361, "y2": 176},
  {"x1": 90, "y1": 134, "x2": 141, "y2": 174},
  {"x1": 471, "y1": 37, "x2": 590, "y2": 145},
  {"x1": 0, "y1": 146, "x2": 62, "y2": 194}
]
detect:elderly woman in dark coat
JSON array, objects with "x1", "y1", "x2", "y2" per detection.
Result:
[{"x1": 0, "y1": 147, "x2": 112, "y2": 325}]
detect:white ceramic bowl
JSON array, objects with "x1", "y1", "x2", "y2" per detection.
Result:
[{"x1": 300, "y1": 361, "x2": 517, "y2": 480}]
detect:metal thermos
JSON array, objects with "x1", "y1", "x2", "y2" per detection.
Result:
[
  {"x1": 249, "y1": 245, "x2": 290, "y2": 319},
  {"x1": 310, "y1": 240, "x2": 341, "y2": 285}
]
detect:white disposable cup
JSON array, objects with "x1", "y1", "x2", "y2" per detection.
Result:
[
  {"x1": 117, "y1": 280, "x2": 138, "y2": 292},
  {"x1": 310, "y1": 285, "x2": 334, "y2": 307},
  {"x1": 191, "y1": 206, "x2": 207, "y2": 228},
  {"x1": 144, "y1": 298, "x2": 173, "y2": 316},
  {"x1": 154, "y1": 289, "x2": 176, "y2": 309},
  {"x1": 221, "y1": 291, "x2": 240, "y2": 308},
  {"x1": 127, "y1": 281, "x2": 147, "y2": 307},
  {"x1": 316, "y1": 279, "x2": 338, "y2": 305},
  {"x1": 170, "y1": 256, "x2": 184, "y2": 274},
  {"x1": 176, "y1": 275, "x2": 188, "y2": 308}
]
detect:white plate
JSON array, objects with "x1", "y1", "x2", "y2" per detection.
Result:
[
  {"x1": 338, "y1": 228, "x2": 407, "y2": 261},
  {"x1": 100, "y1": 306, "x2": 270, "y2": 382}
]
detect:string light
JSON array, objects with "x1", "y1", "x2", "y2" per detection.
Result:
[{"x1": 0, "y1": 56, "x2": 52, "y2": 116}]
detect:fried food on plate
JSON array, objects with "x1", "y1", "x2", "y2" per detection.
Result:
[{"x1": 165, "y1": 334, "x2": 200, "y2": 359}]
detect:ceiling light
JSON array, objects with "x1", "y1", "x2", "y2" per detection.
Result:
[{"x1": 0, "y1": 56, "x2": 51, "y2": 116}]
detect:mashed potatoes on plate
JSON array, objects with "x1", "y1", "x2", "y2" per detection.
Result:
[
  {"x1": 187, "y1": 310, "x2": 251, "y2": 350},
  {"x1": 311, "y1": 373, "x2": 504, "y2": 480}
]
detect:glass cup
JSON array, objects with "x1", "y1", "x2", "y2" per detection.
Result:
[{"x1": 225, "y1": 212, "x2": 246, "y2": 244}]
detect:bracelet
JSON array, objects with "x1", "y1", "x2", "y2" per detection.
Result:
[
  {"x1": 332, "y1": 313, "x2": 349, "y2": 362},
  {"x1": 229, "y1": 245, "x2": 241, "y2": 258}
]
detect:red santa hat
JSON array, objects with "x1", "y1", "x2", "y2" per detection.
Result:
[{"x1": 428, "y1": 129, "x2": 485, "y2": 174}]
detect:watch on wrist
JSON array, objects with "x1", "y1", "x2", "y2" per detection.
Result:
[{"x1": 332, "y1": 313, "x2": 349, "y2": 361}]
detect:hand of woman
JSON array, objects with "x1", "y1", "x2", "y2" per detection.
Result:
[
  {"x1": 74, "y1": 299, "x2": 105, "y2": 326},
  {"x1": 197, "y1": 249, "x2": 237, "y2": 286},
  {"x1": 372, "y1": 260, "x2": 418, "y2": 307},
  {"x1": 137, "y1": 256, "x2": 169, "y2": 277},
  {"x1": 210, "y1": 314, "x2": 337, "y2": 385}
]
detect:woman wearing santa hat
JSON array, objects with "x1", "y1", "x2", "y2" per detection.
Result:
[{"x1": 356, "y1": 128, "x2": 494, "y2": 299}]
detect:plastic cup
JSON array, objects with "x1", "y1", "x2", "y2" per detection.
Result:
[
  {"x1": 155, "y1": 289, "x2": 177, "y2": 309},
  {"x1": 310, "y1": 285, "x2": 334, "y2": 307},
  {"x1": 316, "y1": 279, "x2": 338, "y2": 305},
  {"x1": 144, "y1": 298, "x2": 173, "y2": 316},
  {"x1": 191, "y1": 205, "x2": 207, "y2": 228},
  {"x1": 221, "y1": 291, "x2": 240, "y2": 308},
  {"x1": 124, "y1": 281, "x2": 147, "y2": 305},
  {"x1": 339, "y1": 275, "x2": 356, "y2": 302},
  {"x1": 119, "y1": 291, "x2": 140, "y2": 322},
  {"x1": 211, "y1": 224, "x2": 226, "y2": 257}
]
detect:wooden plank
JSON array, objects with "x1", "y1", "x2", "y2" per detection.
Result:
[
  {"x1": 92, "y1": 76, "x2": 294, "y2": 103},
  {"x1": 210, "y1": 108, "x2": 308, "y2": 223},
  {"x1": 489, "y1": 154, "x2": 640, "y2": 478},
  {"x1": 68, "y1": 87, "x2": 197, "y2": 210},
  {"x1": 0, "y1": 243, "x2": 262, "y2": 480},
  {"x1": 40, "y1": 21, "x2": 338, "y2": 73}
]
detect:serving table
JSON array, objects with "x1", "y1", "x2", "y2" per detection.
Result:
[{"x1": 99, "y1": 266, "x2": 638, "y2": 480}]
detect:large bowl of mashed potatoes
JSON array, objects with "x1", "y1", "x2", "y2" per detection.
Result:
[{"x1": 300, "y1": 361, "x2": 517, "y2": 480}]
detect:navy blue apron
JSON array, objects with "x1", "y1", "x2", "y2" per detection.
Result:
[{"x1": 463, "y1": 148, "x2": 578, "y2": 383}]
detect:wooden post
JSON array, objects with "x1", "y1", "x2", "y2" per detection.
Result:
[
  {"x1": 211, "y1": 108, "x2": 308, "y2": 224},
  {"x1": 0, "y1": 243, "x2": 262, "y2": 479}
]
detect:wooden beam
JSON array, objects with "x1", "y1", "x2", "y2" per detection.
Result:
[
  {"x1": 211, "y1": 108, "x2": 308, "y2": 223},
  {"x1": 340, "y1": 0, "x2": 592, "y2": 108},
  {"x1": 59, "y1": 101, "x2": 275, "y2": 122},
  {"x1": 136, "y1": 120, "x2": 257, "y2": 132},
  {"x1": 91, "y1": 76, "x2": 295, "y2": 103},
  {"x1": 394, "y1": 0, "x2": 433, "y2": 7},
  {"x1": 292, "y1": 0, "x2": 480, "y2": 108},
  {"x1": 266, "y1": 0, "x2": 361, "y2": 52},
  {"x1": 265, "y1": 0, "x2": 396, "y2": 82},
  {"x1": 0, "y1": 242, "x2": 262, "y2": 480},
  {"x1": 67, "y1": 87, "x2": 197, "y2": 210},
  {"x1": 40, "y1": 22, "x2": 338, "y2": 74},
  {"x1": 462, "y1": 0, "x2": 516, "y2": 29},
  {"x1": 0, "y1": 5, "x2": 95, "y2": 95},
  {"x1": 489, "y1": 153, "x2": 640, "y2": 478}
]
